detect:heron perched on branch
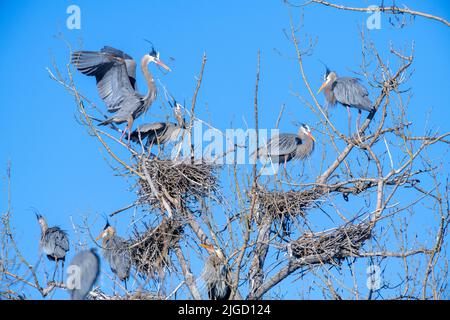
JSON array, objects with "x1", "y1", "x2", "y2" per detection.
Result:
[
  {"x1": 35, "y1": 212, "x2": 70, "y2": 281},
  {"x1": 67, "y1": 248, "x2": 100, "y2": 300},
  {"x1": 71, "y1": 45, "x2": 171, "y2": 141},
  {"x1": 96, "y1": 221, "x2": 132, "y2": 289},
  {"x1": 317, "y1": 67, "x2": 373, "y2": 135},
  {"x1": 130, "y1": 100, "x2": 186, "y2": 149},
  {"x1": 200, "y1": 243, "x2": 231, "y2": 300},
  {"x1": 256, "y1": 124, "x2": 315, "y2": 165}
]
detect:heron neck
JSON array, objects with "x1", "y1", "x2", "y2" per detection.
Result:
[
  {"x1": 39, "y1": 221, "x2": 48, "y2": 234},
  {"x1": 297, "y1": 132, "x2": 314, "y2": 158},
  {"x1": 141, "y1": 57, "x2": 157, "y2": 106},
  {"x1": 324, "y1": 84, "x2": 336, "y2": 106}
]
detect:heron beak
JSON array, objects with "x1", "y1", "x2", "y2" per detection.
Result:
[
  {"x1": 95, "y1": 231, "x2": 107, "y2": 241},
  {"x1": 317, "y1": 81, "x2": 327, "y2": 94},
  {"x1": 200, "y1": 243, "x2": 215, "y2": 253},
  {"x1": 155, "y1": 59, "x2": 171, "y2": 72},
  {"x1": 308, "y1": 132, "x2": 316, "y2": 142}
]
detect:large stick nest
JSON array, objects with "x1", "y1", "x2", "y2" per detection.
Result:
[
  {"x1": 290, "y1": 222, "x2": 372, "y2": 265},
  {"x1": 129, "y1": 217, "x2": 185, "y2": 278},
  {"x1": 255, "y1": 187, "x2": 322, "y2": 221},
  {"x1": 136, "y1": 158, "x2": 221, "y2": 210}
]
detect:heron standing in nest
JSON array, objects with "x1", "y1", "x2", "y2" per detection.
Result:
[
  {"x1": 200, "y1": 243, "x2": 231, "y2": 300},
  {"x1": 256, "y1": 123, "x2": 315, "y2": 168},
  {"x1": 130, "y1": 100, "x2": 186, "y2": 151},
  {"x1": 96, "y1": 221, "x2": 132, "y2": 290},
  {"x1": 71, "y1": 45, "x2": 171, "y2": 142},
  {"x1": 35, "y1": 212, "x2": 70, "y2": 281}
]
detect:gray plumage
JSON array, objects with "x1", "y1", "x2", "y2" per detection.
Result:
[
  {"x1": 36, "y1": 213, "x2": 69, "y2": 262},
  {"x1": 130, "y1": 100, "x2": 186, "y2": 148},
  {"x1": 200, "y1": 244, "x2": 231, "y2": 300},
  {"x1": 97, "y1": 223, "x2": 132, "y2": 283},
  {"x1": 257, "y1": 124, "x2": 315, "y2": 164},
  {"x1": 130, "y1": 122, "x2": 183, "y2": 146},
  {"x1": 35, "y1": 213, "x2": 70, "y2": 281},
  {"x1": 71, "y1": 46, "x2": 170, "y2": 140},
  {"x1": 103, "y1": 237, "x2": 131, "y2": 281},
  {"x1": 67, "y1": 249, "x2": 100, "y2": 300},
  {"x1": 320, "y1": 70, "x2": 373, "y2": 112}
]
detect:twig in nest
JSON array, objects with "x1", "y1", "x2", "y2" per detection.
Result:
[
  {"x1": 136, "y1": 158, "x2": 221, "y2": 211},
  {"x1": 129, "y1": 218, "x2": 185, "y2": 278},
  {"x1": 290, "y1": 222, "x2": 372, "y2": 266},
  {"x1": 254, "y1": 187, "x2": 322, "y2": 233}
]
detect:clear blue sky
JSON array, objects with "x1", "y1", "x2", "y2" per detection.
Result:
[{"x1": 0, "y1": 0, "x2": 449, "y2": 299}]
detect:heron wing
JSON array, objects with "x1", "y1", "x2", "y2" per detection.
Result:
[
  {"x1": 100, "y1": 46, "x2": 136, "y2": 89},
  {"x1": 333, "y1": 77, "x2": 373, "y2": 111},
  {"x1": 44, "y1": 227, "x2": 69, "y2": 259},
  {"x1": 258, "y1": 134, "x2": 299, "y2": 163},
  {"x1": 130, "y1": 122, "x2": 167, "y2": 143},
  {"x1": 72, "y1": 50, "x2": 142, "y2": 114},
  {"x1": 268, "y1": 134, "x2": 298, "y2": 157},
  {"x1": 104, "y1": 237, "x2": 131, "y2": 281}
]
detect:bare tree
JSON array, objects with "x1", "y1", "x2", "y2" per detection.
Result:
[{"x1": 1, "y1": 2, "x2": 449, "y2": 300}]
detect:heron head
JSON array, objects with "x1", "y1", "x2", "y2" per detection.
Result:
[
  {"x1": 33, "y1": 210, "x2": 47, "y2": 229},
  {"x1": 170, "y1": 100, "x2": 184, "y2": 126},
  {"x1": 146, "y1": 47, "x2": 171, "y2": 72},
  {"x1": 95, "y1": 221, "x2": 115, "y2": 241},
  {"x1": 200, "y1": 243, "x2": 224, "y2": 259},
  {"x1": 300, "y1": 124, "x2": 316, "y2": 142},
  {"x1": 317, "y1": 71, "x2": 337, "y2": 94}
]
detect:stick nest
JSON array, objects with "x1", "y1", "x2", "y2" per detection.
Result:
[
  {"x1": 129, "y1": 217, "x2": 185, "y2": 278},
  {"x1": 136, "y1": 158, "x2": 221, "y2": 210},
  {"x1": 290, "y1": 222, "x2": 372, "y2": 265},
  {"x1": 255, "y1": 187, "x2": 321, "y2": 221}
]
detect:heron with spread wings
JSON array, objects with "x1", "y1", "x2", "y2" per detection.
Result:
[{"x1": 71, "y1": 45, "x2": 171, "y2": 141}]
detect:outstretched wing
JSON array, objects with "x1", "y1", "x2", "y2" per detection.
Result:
[
  {"x1": 100, "y1": 46, "x2": 136, "y2": 89},
  {"x1": 71, "y1": 50, "x2": 142, "y2": 115},
  {"x1": 333, "y1": 77, "x2": 373, "y2": 111}
]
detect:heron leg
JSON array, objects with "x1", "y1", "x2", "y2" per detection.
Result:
[
  {"x1": 356, "y1": 109, "x2": 362, "y2": 132},
  {"x1": 61, "y1": 260, "x2": 65, "y2": 283},
  {"x1": 356, "y1": 109, "x2": 363, "y2": 142},
  {"x1": 346, "y1": 106, "x2": 352, "y2": 137},
  {"x1": 127, "y1": 117, "x2": 134, "y2": 144},
  {"x1": 52, "y1": 259, "x2": 59, "y2": 282},
  {"x1": 119, "y1": 129, "x2": 127, "y2": 141}
]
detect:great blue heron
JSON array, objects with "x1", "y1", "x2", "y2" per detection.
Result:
[
  {"x1": 96, "y1": 221, "x2": 132, "y2": 289},
  {"x1": 200, "y1": 243, "x2": 231, "y2": 300},
  {"x1": 35, "y1": 213, "x2": 70, "y2": 281},
  {"x1": 256, "y1": 124, "x2": 315, "y2": 166},
  {"x1": 67, "y1": 248, "x2": 100, "y2": 300},
  {"x1": 130, "y1": 100, "x2": 186, "y2": 149},
  {"x1": 71, "y1": 45, "x2": 171, "y2": 141},
  {"x1": 317, "y1": 67, "x2": 373, "y2": 134}
]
